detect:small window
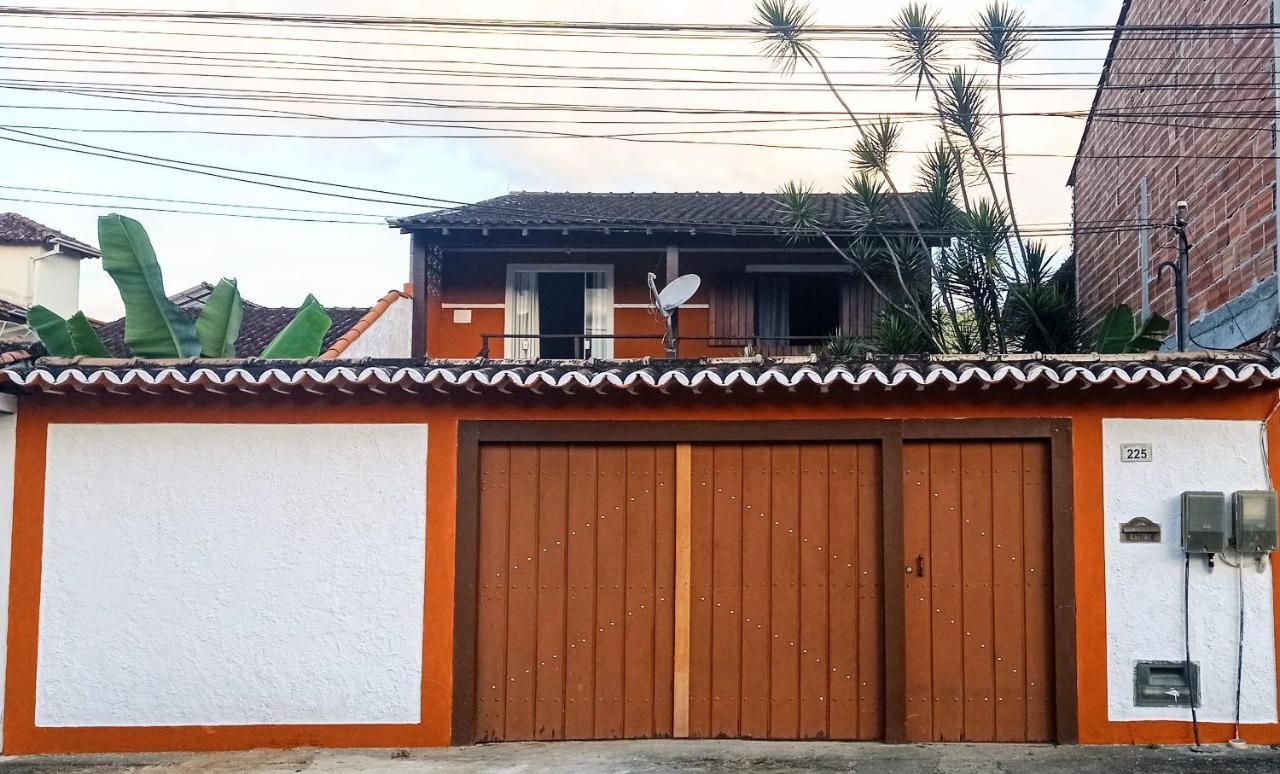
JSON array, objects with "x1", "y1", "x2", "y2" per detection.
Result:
[{"x1": 756, "y1": 274, "x2": 841, "y2": 347}]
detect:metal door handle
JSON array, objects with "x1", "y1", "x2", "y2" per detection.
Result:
[{"x1": 909, "y1": 554, "x2": 925, "y2": 576}]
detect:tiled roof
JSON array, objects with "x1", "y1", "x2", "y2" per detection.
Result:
[
  {"x1": 392, "y1": 192, "x2": 928, "y2": 231},
  {"x1": 0, "y1": 213, "x2": 99, "y2": 256},
  {"x1": 320, "y1": 285, "x2": 411, "y2": 359},
  {"x1": 96, "y1": 285, "x2": 371, "y2": 359},
  {"x1": 0, "y1": 298, "x2": 30, "y2": 325},
  {"x1": 3, "y1": 353, "x2": 1277, "y2": 397}
]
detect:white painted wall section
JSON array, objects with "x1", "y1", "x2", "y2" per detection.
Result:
[
  {"x1": 341, "y1": 294, "x2": 412, "y2": 359},
  {"x1": 1103, "y1": 419, "x2": 1276, "y2": 722},
  {"x1": 37, "y1": 423, "x2": 428, "y2": 727},
  {"x1": 0, "y1": 411, "x2": 16, "y2": 747}
]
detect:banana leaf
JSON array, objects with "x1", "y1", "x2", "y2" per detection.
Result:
[
  {"x1": 260, "y1": 294, "x2": 332, "y2": 359},
  {"x1": 195, "y1": 278, "x2": 243, "y2": 358},
  {"x1": 26, "y1": 305, "x2": 76, "y2": 357},
  {"x1": 98, "y1": 214, "x2": 200, "y2": 358},
  {"x1": 67, "y1": 312, "x2": 111, "y2": 358},
  {"x1": 1095, "y1": 304, "x2": 1171, "y2": 354}
]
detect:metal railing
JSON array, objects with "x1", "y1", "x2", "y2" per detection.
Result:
[{"x1": 476, "y1": 333, "x2": 833, "y2": 359}]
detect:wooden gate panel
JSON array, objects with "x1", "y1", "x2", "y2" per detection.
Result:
[
  {"x1": 769, "y1": 444, "x2": 802, "y2": 739},
  {"x1": 959, "y1": 443, "x2": 996, "y2": 741},
  {"x1": 710, "y1": 445, "x2": 744, "y2": 738},
  {"x1": 504, "y1": 445, "x2": 540, "y2": 739},
  {"x1": 903, "y1": 439, "x2": 1055, "y2": 743},
  {"x1": 991, "y1": 442, "x2": 1027, "y2": 741},
  {"x1": 689, "y1": 442, "x2": 884, "y2": 741},
  {"x1": 738, "y1": 444, "x2": 773, "y2": 739},
  {"x1": 563, "y1": 445, "x2": 598, "y2": 739},
  {"x1": 855, "y1": 444, "x2": 884, "y2": 739},
  {"x1": 798, "y1": 444, "x2": 830, "y2": 739},
  {"x1": 475, "y1": 444, "x2": 676, "y2": 743},
  {"x1": 826, "y1": 443, "x2": 860, "y2": 740},
  {"x1": 534, "y1": 445, "x2": 569, "y2": 740},
  {"x1": 475, "y1": 445, "x2": 511, "y2": 741},
  {"x1": 1022, "y1": 441, "x2": 1055, "y2": 742},
  {"x1": 592, "y1": 445, "x2": 627, "y2": 739}
]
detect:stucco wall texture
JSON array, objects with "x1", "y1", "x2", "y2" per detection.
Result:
[
  {"x1": 1071, "y1": 0, "x2": 1278, "y2": 337},
  {"x1": 35, "y1": 423, "x2": 428, "y2": 727},
  {"x1": 1103, "y1": 419, "x2": 1277, "y2": 723}
]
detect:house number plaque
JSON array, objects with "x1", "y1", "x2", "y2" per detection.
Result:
[
  {"x1": 1120, "y1": 443, "x2": 1153, "y2": 463},
  {"x1": 1119, "y1": 517, "x2": 1162, "y2": 544}
]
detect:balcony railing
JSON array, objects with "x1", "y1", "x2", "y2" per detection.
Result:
[{"x1": 476, "y1": 333, "x2": 833, "y2": 359}]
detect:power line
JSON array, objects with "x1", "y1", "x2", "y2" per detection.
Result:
[{"x1": 0, "y1": 194, "x2": 382, "y2": 224}]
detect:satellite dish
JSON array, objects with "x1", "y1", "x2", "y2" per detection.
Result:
[
  {"x1": 653, "y1": 274, "x2": 701, "y2": 317},
  {"x1": 647, "y1": 273, "x2": 702, "y2": 358}
]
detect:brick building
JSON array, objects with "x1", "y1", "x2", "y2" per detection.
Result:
[{"x1": 1070, "y1": 0, "x2": 1280, "y2": 348}]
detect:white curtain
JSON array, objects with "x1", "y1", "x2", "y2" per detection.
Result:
[
  {"x1": 510, "y1": 270, "x2": 540, "y2": 359},
  {"x1": 756, "y1": 274, "x2": 790, "y2": 344},
  {"x1": 583, "y1": 270, "x2": 612, "y2": 359}
]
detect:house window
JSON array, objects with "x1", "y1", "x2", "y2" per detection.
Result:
[
  {"x1": 755, "y1": 273, "x2": 842, "y2": 346},
  {"x1": 505, "y1": 264, "x2": 613, "y2": 359}
]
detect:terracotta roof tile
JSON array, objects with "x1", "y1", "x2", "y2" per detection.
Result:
[
  {"x1": 393, "y1": 192, "x2": 928, "y2": 231},
  {"x1": 320, "y1": 284, "x2": 411, "y2": 360},
  {"x1": 4, "y1": 353, "x2": 1277, "y2": 397}
]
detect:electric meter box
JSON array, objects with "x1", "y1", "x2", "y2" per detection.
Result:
[
  {"x1": 1181, "y1": 491, "x2": 1228, "y2": 553},
  {"x1": 1232, "y1": 490, "x2": 1278, "y2": 554}
]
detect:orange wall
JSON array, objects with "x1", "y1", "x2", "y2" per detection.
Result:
[
  {"x1": 5, "y1": 386, "x2": 1280, "y2": 752},
  {"x1": 429, "y1": 250, "x2": 835, "y2": 359}
]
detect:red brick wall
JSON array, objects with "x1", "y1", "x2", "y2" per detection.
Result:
[{"x1": 1072, "y1": 0, "x2": 1277, "y2": 333}]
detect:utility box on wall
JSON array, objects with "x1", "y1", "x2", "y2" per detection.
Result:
[
  {"x1": 1181, "y1": 491, "x2": 1228, "y2": 553},
  {"x1": 1233, "y1": 490, "x2": 1278, "y2": 554}
]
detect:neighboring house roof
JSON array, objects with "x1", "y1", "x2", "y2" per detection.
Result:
[
  {"x1": 0, "y1": 212, "x2": 100, "y2": 258},
  {"x1": 3, "y1": 353, "x2": 1276, "y2": 397},
  {"x1": 392, "y1": 191, "x2": 929, "y2": 232},
  {"x1": 320, "y1": 285, "x2": 411, "y2": 359},
  {"x1": 96, "y1": 282, "x2": 372, "y2": 358},
  {"x1": 0, "y1": 298, "x2": 30, "y2": 326},
  {"x1": 1067, "y1": 0, "x2": 1134, "y2": 186}
]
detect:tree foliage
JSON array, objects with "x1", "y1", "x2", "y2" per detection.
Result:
[
  {"x1": 30, "y1": 215, "x2": 332, "y2": 359},
  {"x1": 754, "y1": 0, "x2": 1147, "y2": 355}
]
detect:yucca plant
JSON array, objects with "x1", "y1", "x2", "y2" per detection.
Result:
[
  {"x1": 757, "y1": 0, "x2": 1102, "y2": 356},
  {"x1": 819, "y1": 330, "x2": 872, "y2": 359},
  {"x1": 975, "y1": 0, "x2": 1030, "y2": 252}
]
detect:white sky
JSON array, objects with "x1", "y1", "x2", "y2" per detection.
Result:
[{"x1": 0, "y1": 0, "x2": 1120, "y2": 319}]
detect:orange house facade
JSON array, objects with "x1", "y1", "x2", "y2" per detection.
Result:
[
  {"x1": 0, "y1": 352, "x2": 1278, "y2": 753},
  {"x1": 395, "y1": 193, "x2": 903, "y2": 360}
]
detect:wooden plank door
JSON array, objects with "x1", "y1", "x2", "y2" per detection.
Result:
[
  {"x1": 686, "y1": 442, "x2": 884, "y2": 740},
  {"x1": 901, "y1": 440, "x2": 1055, "y2": 742},
  {"x1": 474, "y1": 443, "x2": 677, "y2": 742}
]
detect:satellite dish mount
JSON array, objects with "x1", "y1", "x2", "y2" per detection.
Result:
[{"x1": 648, "y1": 272, "x2": 701, "y2": 358}]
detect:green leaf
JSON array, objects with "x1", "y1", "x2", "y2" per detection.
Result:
[
  {"x1": 98, "y1": 214, "x2": 200, "y2": 358},
  {"x1": 260, "y1": 294, "x2": 332, "y2": 359},
  {"x1": 195, "y1": 278, "x2": 244, "y2": 358},
  {"x1": 26, "y1": 305, "x2": 76, "y2": 357},
  {"x1": 1095, "y1": 305, "x2": 1170, "y2": 354},
  {"x1": 67, "y1": 312, "x2": 111, "y2": 358}
]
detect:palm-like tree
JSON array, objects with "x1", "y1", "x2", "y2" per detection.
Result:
[
  {"x1": 753, "y1": 0, "x2": 1083, "y2": 355},
  {"x1": 975, "y1": 1, "x2": 1030, "y2": 253},
  {"x1": 755, "y1": 0, "x2": 951, "y2": 350}
]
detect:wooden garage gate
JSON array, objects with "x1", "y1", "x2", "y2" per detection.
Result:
[{"x1": 460, "y1": 423, "x2": 1070, "y2": 745}]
